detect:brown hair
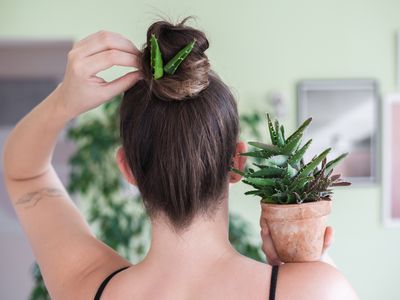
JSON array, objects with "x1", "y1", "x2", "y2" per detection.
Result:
[{"x1": 119, "y1": 18, "x2": 239, "y2": 230}]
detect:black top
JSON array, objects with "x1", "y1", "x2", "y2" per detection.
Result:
[
  {"x1": 94, "y1": 266, "x2": 129, "y2": 300},
  {"x1": 94, "y1": 265, "x2": 279, "y2": 300},
  {"x1": 269, "y1": 265, "x2": 279, "y2": 300}
]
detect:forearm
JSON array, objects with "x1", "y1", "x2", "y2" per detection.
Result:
[{"x1": 2, "y1": 85, "x2": 73, "y2": 180}]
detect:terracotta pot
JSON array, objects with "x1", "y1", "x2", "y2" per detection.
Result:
[{"x1": 260, "y1": 200, "x2": 332, "y2": 263}]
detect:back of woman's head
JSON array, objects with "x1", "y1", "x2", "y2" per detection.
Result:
[{"x1": 119, "y1": 17, "x2": 239, "y2": 231}]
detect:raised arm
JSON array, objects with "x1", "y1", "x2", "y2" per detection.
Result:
[{"x1": 2, "y1": 30, "x2": 142, "y2": 299}]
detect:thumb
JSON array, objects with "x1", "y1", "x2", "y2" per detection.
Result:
[
  {"x1": 104, "y1": 70, "x2": 143, "y2": 99},
  {"x1": 322, "y1": 226, "x2": 334, "y2": 253}
]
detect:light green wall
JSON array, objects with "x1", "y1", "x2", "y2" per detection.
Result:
[{"x1": 1, "y1": 0, "x2": 399, "y2": 299}]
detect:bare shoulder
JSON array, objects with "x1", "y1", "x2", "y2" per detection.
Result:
[
  {"x1": 277, "y1": 262, "x2": 359, "y2": 300},
  {"x1": 69, "y1": 239, "x2": 133, "y2": 300}
]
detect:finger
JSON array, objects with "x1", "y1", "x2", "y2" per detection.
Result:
[
  {"x1": 83, "y1": 49, "x2": 141, "y2": 76},
  {"x1": 72, "y1": 30, "x2": 101, "y2": 49},
  {"x1": 73, "y1": 30, "x2": 140, "y2": 58},
  {"x1": 260, "y1": 228, "x2": 282, "y2": 266},
  {"x1": 101, "y1": 70, "x2": 143, "y2": 99},
  {"x1": 322, "y1": 226, "x2": 334, "y2": 253},
  {"x1": 74, "y1": 30, "x2": 140, "y2": 56},
  {"x1": 260, "y1": 215, "x2": 268, "y2": 228},
  {"x1": 260, "y1": 216, "x2": 282, "y2": 265}
]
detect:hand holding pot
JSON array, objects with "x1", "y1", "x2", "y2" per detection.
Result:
[{"x1": 260, "y1": 218, "x2": 334, "y2": 265}]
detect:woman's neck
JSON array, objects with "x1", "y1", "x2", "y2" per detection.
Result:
[{"x1": 139, "y1": 197, "x2": 239, "y2": 272}]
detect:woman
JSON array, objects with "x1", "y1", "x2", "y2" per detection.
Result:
[{"x1": 2, "y1": 18, "x2": 358, "y2": 299}]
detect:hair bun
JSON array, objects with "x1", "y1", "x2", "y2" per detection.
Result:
[{"x1": 139, "y1": 18, "x2": 211, "y2": 101}]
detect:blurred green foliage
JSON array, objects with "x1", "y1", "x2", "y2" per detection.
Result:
[{"x1": 29, "y1": 95, "x2": 266, "y2": 299}]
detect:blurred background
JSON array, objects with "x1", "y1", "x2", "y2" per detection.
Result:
[{"x1": 1, "y1": 0, "x2": 400, "y2": 299}]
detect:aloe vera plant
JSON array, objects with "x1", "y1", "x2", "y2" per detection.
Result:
[{"x1": 231, "y1": 113, "x2": 351, "y2": 204}]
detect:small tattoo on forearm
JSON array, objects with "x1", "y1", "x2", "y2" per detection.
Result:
[{"x1": 15, "y1": 187, "x2": 65, "y2": 209}]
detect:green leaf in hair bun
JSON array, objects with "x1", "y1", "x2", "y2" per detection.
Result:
[
  {"x1": 150, "y1": 34, "x2": 164, "y2": 80},
  {"x1": 164, "y1": 39, "x2": 196, "y2": 75}
]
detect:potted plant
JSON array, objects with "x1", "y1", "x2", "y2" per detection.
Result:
[{"x1": 231, "y1": 113, "x2": 351, "y2": 263}]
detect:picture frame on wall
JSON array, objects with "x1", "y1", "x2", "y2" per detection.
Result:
[
  {"x1": 383, "y1": 94, "x2": 400, "y2": 227},
  {"x1": 297, "y1": 79, "x2": 380, "y2": 185}
]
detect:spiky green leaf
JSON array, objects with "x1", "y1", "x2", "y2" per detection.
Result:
[
  {"x1": 280, "y1": 125, "x2": 285, "y2": 141},
  {"x1": 285, "y1": 164, "x2": 298, "y2": 178},
  {"x1": 239, "y1": 150, "x2": 274, "y2": 159},
  {"x1": 265, "y1": 155, "x2": 289, "y2": 166},
  {"x1": 287, "y1": 139, "x2": 312, "y2": 166},
  {"x1": 229, "y1": 167, "x2": 245, "y2": 176},
  {"x1": 164, "y1": 39, "x2": 196, "y2": 75},
  {"x1": 275, "y1": 120, "x2": 285, "y2": 147},
  {"x1": 243, "y1": 177, "x2": 277, "y2": 187},
  {"x1": 297, "y1": 148, "x2": 331, "y2": 178},
  {"x1": 266, "y1": 113, "x2": 278, "y2": 145},
  {"x1": 244, "y1": 190, "x2": 264, "y2": 195},
  {"x1": 324, "y1": 153, "x2": 348, "y2": 175},
  {"x1": 289, "y1": 175, "x2": 314, "y2": 191},
  {"x1": 286, "y1": 117, "x2": 312, "y2": 144},
  {"x1": 281, "y1": 132, "x2": 303, "y2": 155},
  {"x1": 150, "y1": 34, "x2": 164, "y2": 80},
  {"x1": 271, "y1": 192, "x2": 287, "y2": 201},
  {"x1": 247, "y1": 141, "x2": 280, "y2": 154},
  {"x1": 249, "y1": 166, "x2": 285, "y2": 177}
]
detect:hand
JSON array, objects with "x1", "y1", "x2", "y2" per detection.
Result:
[
  {"x1": 55, "y1": 30, "x2": 143, "y2": 118},
  {"x1": 260, "y1": 218, "x2": 334, "y2": 265}
]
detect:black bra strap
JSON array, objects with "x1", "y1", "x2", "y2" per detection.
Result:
[
  {"x1": 95, "y1": 264, "x2": 276, "y2": 299},
  {"x1": 269, "y1": 265, "x2": 279, "y2": 300},
  {"x1": 94, "y1": 266, "x2": 130, "y2": 300}
]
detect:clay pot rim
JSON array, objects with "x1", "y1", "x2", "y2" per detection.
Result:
[
  {"x1": 261, "y1": 214, "x2": 329, "y2": 222},
  {"x1": 260, "y1": 199, "x2": 332, "y2": 208},
  {"x1": 260, "y1": 199, "x2": 332, "y2": 221}
]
